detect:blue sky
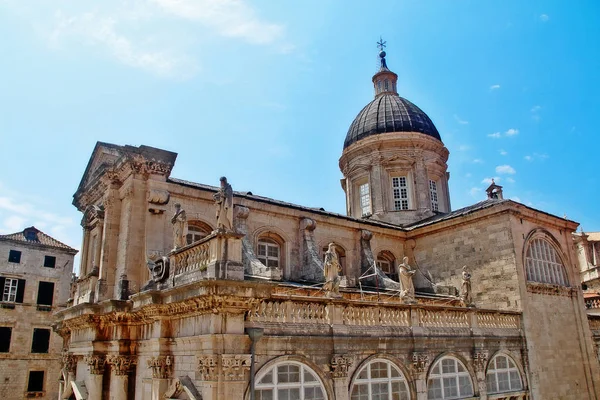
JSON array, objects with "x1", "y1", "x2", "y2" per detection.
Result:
[{"x1": 1, "y1": 1, "x2": 599, "y2": 271}]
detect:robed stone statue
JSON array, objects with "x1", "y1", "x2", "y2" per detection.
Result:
[
  {"x1": 398, "y1": 256, "x2": 416, "y2": 302},
  {"x1": 171, "y1": 203, "x2": 187, "y2": 250},
  {"x1": 323, "y1": 243, "x2": 341, "y2": 297},
  {"x1": 460, "y1": 266, "x2": 473, "y2": 307},
  {"x1": 214, "y1": 177, "x2": 234, "y2": 232}
]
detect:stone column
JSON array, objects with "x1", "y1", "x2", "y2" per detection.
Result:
[
  {"x1": 147, "y1": 355, "x2": 173, "y2": 400},
  {"x1": 331, "y1": 355, "x2": 353, "y2": 400},
  {"x1": 411, "y1": 352, "x2": 430, "y2": 400},
  {"x1": 98, "y1": 183, "x2": 121, "y2": 301},
  {"x1": 107, "y1": 355, "x2": 136, "y2": 400},
  {"x1": 220, "y1": 354, "x2": 251, "y2": 399},
  {"x1": 84, "y1": 354, "x2": 106, "y2": 400},
  {"x1": 80, "y1": 227, "x2": 91, "y2": 276}
]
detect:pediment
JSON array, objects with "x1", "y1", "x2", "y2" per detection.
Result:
[{"x1": 77, "y1": 142, "x2": 124, "y2": 193}]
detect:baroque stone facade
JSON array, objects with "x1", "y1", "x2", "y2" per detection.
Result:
[{"x1": 55, "y1": 52, "x2": 600, "y2": 400}]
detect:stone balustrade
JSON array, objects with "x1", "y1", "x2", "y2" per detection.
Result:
[
  {"x1": 172, "y1": 240, "x2": 211, "y2": 275},
  {"x1": 246, "y1": 297, "x2": 521, "y2": 333},
  {"x1": 586, "y1": 298, "x2": 600, "y2": 309}
]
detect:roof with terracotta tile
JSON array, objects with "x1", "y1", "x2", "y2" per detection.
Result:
[{"x1": 0, "y1": 226, "x2": 77, "y2": 253}]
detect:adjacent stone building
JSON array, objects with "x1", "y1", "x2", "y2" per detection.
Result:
[
  {"x1": 56, "y1": 49, "x2": 600, "y2": 399},
  {"x1": 0, "y1": 226, "x2": 77, "y2": 399}
]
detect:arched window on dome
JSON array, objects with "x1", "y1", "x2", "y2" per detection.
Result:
[
  {"x1": 322, "y1": 243, "x2": 346, "y2": 275},
  {"x1": 525, "y1": 235, "x2": 569, "y2": 286},
  {"x1": 376, "y1": 251, "x2": 397, "y2": 280},
  {"x1": 350, "y1": 358, "x2": 411, "y2": 400},
  {"x1": 254, "y1": 361, "x2": 327, "y2": 400},
  {"x1": 384, "y1": 79, "x2": 390, "y2": 91},
  {"x1": 486, "y1": 354, "x2": 523, "y2": 395},
  {"x1": 186, "y1": 221, "x2": 212, "y2": 245},
  {"x1": 377, "y1": 80, "x2": 382, "y2": 94},
  {"x1": 427, "y1": 356, "x2": 474, "y2": 399}
]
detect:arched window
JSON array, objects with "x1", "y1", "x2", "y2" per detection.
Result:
[
  {"x1": 376, "y1": 251, "x2": 397, "y2": 280},
  {"x1": 427, "y1": 357, "x2": 474, "y2": 399},
  {"x1": 350, "y1": 359, "x2": 410, "y2": 400},
  {"x1": 258, "y1": 238, "x2": 280, "y2": 268},
  {"x1": 254, "y1": 361, "x2": 327, "y2": 400},
  {"x1": 322, "y1": 244, "x2": 346, "y2": 275},
  {"x1": 525, "y1": 237, "x2": 568, "y2": 286},
  {"x1": 486, "y1": 354, "x2": 523, "y2": 395},
  {"x1": 186, "y1": 221, "x2": 212, "y2": 245}
]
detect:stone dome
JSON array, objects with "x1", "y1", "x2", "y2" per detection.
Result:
[{"x1": 344, "y1": 93, "x2": 441, "y2": 149}]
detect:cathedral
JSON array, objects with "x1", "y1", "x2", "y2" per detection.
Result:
[{"x1": 56, "y1": 48, "x2": 600, "y2": 400}]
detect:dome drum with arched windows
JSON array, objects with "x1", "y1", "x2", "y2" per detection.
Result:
[{"x1": 339, "y1": 46, "x2": 451, "y2": 226}]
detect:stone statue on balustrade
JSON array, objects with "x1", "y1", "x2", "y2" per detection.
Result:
[
  {"x1": 171, "y1": 203, "x2": 187, "y2": 250},
  {"x1": 398, "y1": 257, "x2": 416, "y2": 303},
  {"x1": 213, "y1": 176, "x2": 234, "y2": 232},
  {"x1": 323, "y1": 243, "x2": 342, "y2": 298},
  {"x1": 460, "y1": 265, "x2": 474, "y2": 307}
]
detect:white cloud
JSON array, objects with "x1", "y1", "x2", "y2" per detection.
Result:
[
  {"x1": 540, "y1": 14, "x2": 549, "y2": 22},
  {"x1": 505, "y1": 177, "x2": 516, "y2": 184},
  {"x1": 0, "y1": 196, "x2": 73, "y2": 226},
  {"x1": 490, "y1": 84, "x2": 500, "y2": 90},
  {"x1": 488, "y1": 132, "x2": 501, "y2": 139},
  {"x1": 499, "y1": 149, "x2": 507, "y2": 156},
  {"x1": 524, "y1": 153, "x2": 549, "y2": 162},
  {"x1": 481, "y1": 177, "x2": 500, "y2": 185},
  {"x1": 496, "y1": 165, "x2": 516, "y2": 175},
  {"x1": 472, "y1": 159, "x2": 483, "y2": 164},
  {"x1": 454, "y1": 114, "x2": 469, "y2": 125},
  {"x1": 3, "y1": 216, "x2": 27, "y2": 232},
  {"x1": 150, "y1": 0, "x2": 284, "y2": 45},
  {"x1": 505, "y1": 128, "x2": 519, "y2": 136}
]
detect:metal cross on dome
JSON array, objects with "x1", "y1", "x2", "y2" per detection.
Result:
[{"x1": 377, "y1": 36, "x2": 387, "y2": 51}]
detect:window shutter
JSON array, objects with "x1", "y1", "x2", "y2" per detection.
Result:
[
  {"x1": 16, "y1": 279, "x2": 26, "y2": 303},
  {"x1": 0, "y1": 277, "x2": 5, "y2": 297}
]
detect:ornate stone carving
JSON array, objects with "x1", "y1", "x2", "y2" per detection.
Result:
[
  {"x1": 197, "y1": 355, "x2": 219, "y2": 381},
  {"x1": 460, "y1": 266, "x2": 474, "y2": 307},
  {"x1": 359, "y1": 229, "x2": 400, "y2": 290},
  {"x1": 398, "y1": 257, "x2": 416, "y2": 303},
  {"x1": 84, "y1": 354, "x2": 106, "y2": 375},
  {"x1": 61, "y1": 350, "x2": 78, "y2": 373},
  {"x1": 171, "y1": 203, "x2": 187, "y2": 250},
  {"x1": 107, "y1": 355, "x2": 137, "y2": 376},
  {"x1": 412, "y1": 353, "x2": 429, "y2": 373},
  {"x1": 146, "y1": 256, "x2": 170, "y2": 286},
  {"x1": 473, "y1": 351, "x2": 488, "y2": 372},
  {"x1": 221, "y1": 354, "x2": 251, "y2": 381},
  {"x1": 330, "y1": 355, "x2": 353, "y2": 378},
  {"x1": 299, "y1": 218, "x2": 325, "y2": 282},
  {"x1": 526, "y1": 283, "x2": 576, "y2": 297},
  {"x1": 147, "y1": 189, "x2": 170, "y2": 205},
  {"x1": 323, "y1": 243, "x2": 342, "y2": 297},
  {"x1": 147, "y1": 355, "x2": 172, "y2": 379},
  {"x1": 214, "y1": 177, "x2": 234, "y2": 232}
]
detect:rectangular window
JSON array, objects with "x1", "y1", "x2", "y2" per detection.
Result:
[
  {"x1": 258, "y1": 241, "x2": 280, "y2": 268},
  {"x1": 391, "y1": 176, "x2": 410, "y2": 210},
  {"x1": 359, "y1": 182, "x2": 371, "y2": 216},
  {"x1": 1, "y1": 277, "x2": 26, "y2": 303},
  {"x1": 27, "y1": 371, "x2": 45, "y2": 392},
  {"x1": 43, "y1": 256, "x2": 56, "y2": 268},
  {"x1": 429, "y1": 180, "x2": 439, "y2": 211},
  {"x1": 8, "y1": 250, "x2": 21, "y2": 263},
  {"x1": 0, "y1": 327, "x2": 11, "y2": 352},
  {"x1": 36, "y1": 282, "x2": 54, "y2": 306},
  {"x1": 31, "y1": 328, "x2": 51, "y2": 353}
]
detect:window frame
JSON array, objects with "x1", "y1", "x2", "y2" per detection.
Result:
[
  {"x1": 253, "y1": 360, "x2": 328, "y2": 400},
  {"x1": 8, "y1": 250, "x2": 21, "y2": 264},
  {"x1": 427, "y1": 356, "x2": 474, "y2": 400},
  {"x1": 36, "y1": 281, "x2": 55, "y2": 306},
  {"x1": 391, "y1": 175, "x2": 411, "y2": 211},
  {"x1": 31, "y1": 328, "x2": 51, "y2": 354},
  {"x1": 350, "y1": 358, "x2": 411, "y2": 400},
  {"x1": 429, "y1": 179, "x2": 439, "y2": 212},
  {"x1": 186, "y1": 222, "x2": 212, "y2": 245},
  {"x1": 524, "y1": 236, "x2": 569, "y2": 287},
  {"x1": 43, "y1": 255, "x2": 56, "y2": 268},
  {"x1": 3, "y1": 278, "x2": 19, "y2": 302},
  {"x1": 486, "y1": 354, "x2": 523, "y2": 395},
  {"x1": 257, "y1": 238, "x2": 281, "y2": 269},
  {"x1": 27, "y1": 370, "x2": 45, "y2": 393},
  {"x1": 358, "y1": 182, "x2": 371, "y2": 217}
]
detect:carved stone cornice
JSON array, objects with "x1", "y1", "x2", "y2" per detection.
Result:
[
  {"x1": 221, "y1": 354, "x2": 251, "y2": 381},
  {"x1": 526, "y1": 283, "x2": 576, "y2": 297},
  {"x1": 473, "y1": 351, "x2": 488, "y2": 372},
  {"x1": 107, "y1": 355, "x2": 137, "y2": 376},
  {"x1": 84, "y1": 354, "x2": 106, "y2": 375},
  {"x1": 147, "y1": 355, "x2": 173, "y2": 379},
  {"x1": 412, "y1": 352, "x2": 430, "y2": 374},
  {"x1": 61, "y1": 350, "x2": 78, "y2": 373},
  {"x1": 330, "y1": 355, "x2": 353, "y2": 378},
  {"x1": 197, "y1": 355, "x2": 219, "y2": 381}
]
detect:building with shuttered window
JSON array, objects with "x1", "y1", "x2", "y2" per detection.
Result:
[{"x1": 0, "y1": 226, "x2": 77, "y2": 399}]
